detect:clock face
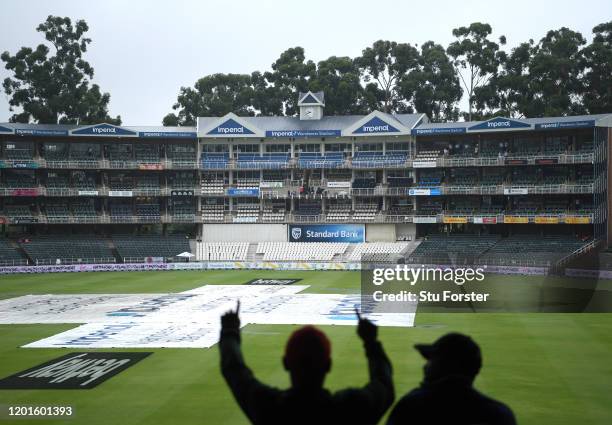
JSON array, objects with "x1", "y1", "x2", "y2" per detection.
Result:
[{"x1": 306, "y1": 108, "x2": 314, "y2": 117}]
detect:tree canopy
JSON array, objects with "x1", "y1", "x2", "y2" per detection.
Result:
[{"x1": 2, "y1": 15, "x2": 120, "y2": 125}]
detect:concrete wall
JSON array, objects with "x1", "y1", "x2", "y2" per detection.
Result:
[{"x1": 201, "y1": 224, "x2": 287, "y2": 242}]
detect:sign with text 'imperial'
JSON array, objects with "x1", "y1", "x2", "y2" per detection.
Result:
[
  {"x1": 289, "y1": 224, "x2": 365, "y2": 243},
  {"x1": 207, "y1": 118, "x2": 254, "y2": 135},
  {"x1": 468, "y1": 117, "x2": 531, "y2": 131},
  {"x1": 0, "y1": 352, "x2": 151, "y2": 389},
  {"x1": 265, "y1": 129, "x2": 342, "y2": 138},
  {"x1": 353, "y1": 116, "x2": 400, "y2": 134},
  {"x1": 71, "y1": 123, "x2": 137, "y2": 136}
]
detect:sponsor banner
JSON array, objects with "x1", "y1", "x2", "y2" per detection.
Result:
[
  {"x1": 289, "y1": 224, "x2": 365, "y2": 243},
  {"x1": 207, "y1": 118, "x2": 255, "y2": 136},
  {"x1": 413, "y1": 216, "x2": 437, "y2": 224},
  {"x1": 265, "y1": 130, "x2": 342, "y2": 138},
  {"x1": 412, "y1": 161, "x2": 437, "y2": 168},
  {"x1": 412, "y1": 127, "x2": 466, "y2": 135},
  {"x1": 535, "y1": 158, "x2": 559, "y2": 165},
  {"x1": 4, "y1": 161, "x2": 38, "y2": 169},
  {"x1": 0, "y1": 352, "x2": 151, "y2": 389},
  {"x1": 442, "y1": 216, "x2": 467, "y2": 224},
  {"x1": 15, "y1": 128, "x2": 68, "y2": 137},
  {"x1": 11, "y1": 188, "x2": 39, "y2": 197},
  {"x1": 564, "y1": 216, "x2": 591, "y2": 224},
  {"x1": 138, "y1": 131, "x2": 197, "y2": 139},
  {"x1": 566, "y1": 268, "x2": 612, "y2": 279},
  {"x1": 504, "y1": 216, "x2": 529, "y2": 224},
  {"x1": 473, "y1": 216, "x2": 497, "y2": 224},
  {"x1": 505, "y1": 159, "x2": 528, "y2": 165},
  {"x1": 78, "y1": 190, "x2": 99, "y2": 196},
  {"x1": 227, "y1": 188, "x2": 259, "y2": 196},
  {"x1": 245, "y1": 278, "x2": 302, "y2": 286},
  {"x1": 71, "y1": 123, "x2": 137, "y2": 137},
  {"x1": 503, "y1": 188, "x2": 528, "y2": 195},
  {"x1": 0, "y1": 262, "x2": 364, "y2": 275},
  {"x1": 13, "y1": 217, "x2": 38, "y2": 224},
  {"x1": 138, "y1": 163, "x2": 163, "y2": 170},
  {"x1": 326, "y1": 181, "x2": 351, "y2": 188},
  {"x1": 259, "y1": 181, "x2": 284, "y2": 188},
  {"x1": 468, "y1": 117, "x2": 531, "y2": 131},
  {"x1": 108, "y1": 190, "x2": 133, "y2": 197},
  {"x1": 353, "y1": 117, "x2": 400, "y2": 134},
  {"x1": 535, "y1": 120, "x2": 595, "y2": 130},
  {"x1": 534, "y1": 216, "x2": 559, "y2": 224},
  {"x1": 171, "y1": 190, "x2": 194, "y2": 196},
  {"x1": 409, "y1": 188, "x2": 440, "y2": 196}
]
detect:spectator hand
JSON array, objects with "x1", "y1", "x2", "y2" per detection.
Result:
[
  {"x1": 355, "y1": 308, "x2": 377, "y2": 343},
  {"x1": 221, "y1": 300, "x2": 241, "y2": 331}
]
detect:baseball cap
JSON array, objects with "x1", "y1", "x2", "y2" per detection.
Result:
[{"x1": 415, "y1": 333, "x2": 482, "y2": 375}]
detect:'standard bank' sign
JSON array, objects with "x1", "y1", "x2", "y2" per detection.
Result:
[{"x1": 0, "y1": 352, "x2": 151, "y2": 389}]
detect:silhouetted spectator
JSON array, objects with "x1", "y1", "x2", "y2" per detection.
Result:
[
  {"x1": 220, "y1": 302, "x2": 394, "y2": 425},
  {"x1": 387, "y1": 333, "x2": 515, "y2": 425}
]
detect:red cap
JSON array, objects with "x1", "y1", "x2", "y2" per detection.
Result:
[{"x1": 284, "y1": 325, "x2": 331, "y2": 372}]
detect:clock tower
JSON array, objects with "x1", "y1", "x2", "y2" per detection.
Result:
[{"x1": 298, "y1": 91, "x2": 325, "y2": 120}]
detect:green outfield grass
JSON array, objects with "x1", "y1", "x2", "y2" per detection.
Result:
[{"x1": 1, "y1": 270, "x2": 611, "y2": 424}]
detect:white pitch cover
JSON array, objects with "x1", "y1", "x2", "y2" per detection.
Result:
[{"x1": 0, "y1": 285, "x2": 416, "y2": 349}]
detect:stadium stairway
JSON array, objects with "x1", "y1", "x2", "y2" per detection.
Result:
[{"x1": 245, "y1": 243, "x2": 259, "y2": 261}]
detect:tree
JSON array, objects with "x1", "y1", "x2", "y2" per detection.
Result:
[
  {"x1": 401, "y1": 41, "x2": 462, "y2": 122},
  {"x1": 582, "y1": 21, "x2": 612, "y2": 114},
  {"x1": 526, "y1": 27, "x2": 587, "y2": 117},
  {"x1": 447, "y1": 22, "x2": 506, "y2": 121},
  {"x1": 309, "y1": 56, "x2": 368, "y2": 115},
  {"x1": 163, "y1": 73, "x2": 255, "y2": 126},
  {"x1": 264, "y1": 47, "x2": 316, "y2": 116},
  {"x1": 356, "y1": 40, "x2": 420, "y2": 113},
  {"x1": 473, "y1": 41, "x2": 533, "y2": 118},
  {"x1": 1, "y1": 15, "x2": 120, "y2": 125}
]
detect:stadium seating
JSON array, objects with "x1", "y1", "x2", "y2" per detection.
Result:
[
  {"x1": 261, "y1": 206, "x2": 285, "y2": 222},
  {"x1": 478, "y1": 235, "x2": 587, "y2": 266},
  {"x1": 0, "y1": 238, "x2": 26, "y2": 266},
  {"x1": 44, "y1": 203, "x2": 71, "y2": 223},
  {"x1": 134, "y1": 145, "x2": 160, "y2": 163},
  {"x1": 113, "y1": 235, "x2": 191, "y2": 262},
  {"x1": 4, "y1": 205, "x2": 34, "y2": 220},
  {"x1": 414, "y1": 150, "x2": 441, "y2": 161},
  {"x1": 20, "y1": 235, "x2": 115, "y2": 265},
  {"x1": 236, "y1": 153, "x2": 289, "y2": 169},
  {"x1": 234, "y1": 204, "x2": 259, "y2": 222},
  {"x1": 201, "y1": 153, "x2": 229, "y2": 168},
  {"x1": 298, "y1": 153, "x2": 344, "y2": 168},
  {"x1": 167, "y1": 144, "x2": 196, "y2": 163},
  {"x1": 197, "y1": 242, "x2": 248, "y2": 261},
  {"x1": 201, "y1": 176, "x2": 224, "y2": 194},
  {"x1": 408, "y1": 234, "x2": 500, "y2": 264},
  {"x1": 257, "y1": 242, "x2": 348, "y2": 261},
  {"x1": 387, "y1": 177, "x2": 412, "y2": 187},
  {"x1": 346, "y1": 242, "x2": 409, "y2": 262},
  {"x1": 71, "y1": 200, "x2": 98, "y2": 221},
  {"x1": 294, "y1": 203, "x2": 322, "y2": 218},
  {"x1": 135, "y1": 203, "x2": 161, "y2": 221},
  {"x1": 202, "y1": 204, "x2": 225, "y2": 221},
  {"x1": 352, "y1": 178, "x2": 377, "y2": 189},
  {"x1": 352, "y1": 151, "x2": 406, "y2": 167},
  {"x1": 417, "y1": 170, "x2": 444, "y2": 187},
  {"x1": 110, "y1": 203, "x2": 133, "y2": 221},
  {"x1": 326, "y1": 204, "x2": 351, "y2": 221},
  {"x1": 353, "y1": 204, "x2": 378, "y2": 221}
]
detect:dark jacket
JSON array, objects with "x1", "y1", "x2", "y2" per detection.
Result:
[
  {"x1": 386, "y1": 375, "x2": 516, "y2": 425},
  {"x1": 219, "y1": 329, "x2": 394, "y2": 425}
]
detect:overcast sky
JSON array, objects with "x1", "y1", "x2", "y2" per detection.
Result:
[{"x1": 1, "y1": 0, "x2": 609, "y2": 125}]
